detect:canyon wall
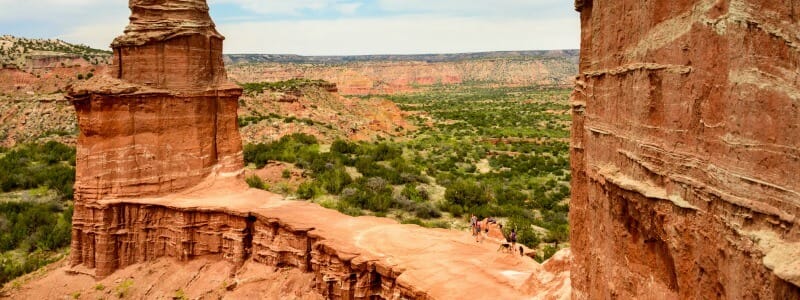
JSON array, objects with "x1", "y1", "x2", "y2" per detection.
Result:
[{"x1": 571, "y1": 0, "x2": 800, "y2": 298}]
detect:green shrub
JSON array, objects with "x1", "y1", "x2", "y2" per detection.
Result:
[
  {"x1": 426, "y1": 220, "x2": 451, "y2": 229},
  {"x1": 0, "y1": 142, "x2": 76, "y2": 199},
  {"x1": 413, "y1": 202, "x2": 442, "y2": 219},
  {"x1": 331, "y1": 139, "x2": 356, "y2": 154},
  {"x1": 543, "y1": 224, "x2": 569, "y2": 243},
  {"x1": 335, "y1": 201, "x2": 363, "y2": 217},
  {"x1": 401, "y1": 184, "x2": 425, "y2": 202},
  {"x1": 281, "y1": 169, "x2": 291, "y2": 179},
  {"x1": 243, "y1": 133, "x2": 319, "y2": 168},
  {"x1": 115, "y1": 279, "x2": 134, "y2": 298},
  {"x1": 296, "y1": 181, "x2": 320, "y2": 200},
  {"x1": 534, "y1": 245, "x2": 559, "y2": 263},
  {"x1": 401, "y1": 218, "x2": 425, "y2": 226},
  {"x1": 245, "y1": 175, "x2": 267, "y2": 190},
  {"x1": 444, "y1": 179, "x2": 490, "y2": 208},
  {"x1": 439, "y1": 202, "x2": 464, "y2": 217},
  {"x1": 340, "y1": 178, "x2": 393, "y2": 213},
  {"x1": 317, "y1": 168, "x2": 352, "y2": 194}
]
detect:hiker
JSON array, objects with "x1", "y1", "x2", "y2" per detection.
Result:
[
  {"x1": 510, "y1": 228, "x2": 517, "y2": 250},
  {"x1": 475, "y1": 222, "x2": 482, "y2": 243},
  {"x1": 470, "y1": 214, "x2": 478, "y2": 236}
]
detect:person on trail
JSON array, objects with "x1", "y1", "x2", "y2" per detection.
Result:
[
  {"x1": 510, "y1": 228, "x2": 517, "y2": 249},
  {"x1": 475, "y1": 222, "x2": 482, "y2": 243},
  {"x1": 470, "y1": 214, "x2": 478, "y2": 236}
]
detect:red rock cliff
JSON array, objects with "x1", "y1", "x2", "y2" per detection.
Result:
[
  {"x1": 67, "y1": 0, "x2": 243, "y2": 202},
  {"x1": 571, "y1": 0, "x2": 800, "y2": 298}
]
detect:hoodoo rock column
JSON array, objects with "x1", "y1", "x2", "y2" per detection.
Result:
[
  {"x1": 67, "y1": 0, "x2": 244, "y2": 273},
  {"x1": 571, "y1": 0, "x2": 799, "y2": 298},
  {"x1": 68, "y1": 0, "x2": 243, "y2": 203}
]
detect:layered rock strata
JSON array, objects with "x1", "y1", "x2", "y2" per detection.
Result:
[
  {"x1": 67, "y1": 181, "x2": 569, "y2": 299},
  {"x1": 571, "y1": 0, "x2": 800, "y2": 298},
  {"x1": 67, "y1": 0, "x2": 243, "y2": 202}
]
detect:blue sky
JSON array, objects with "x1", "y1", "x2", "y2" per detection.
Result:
[{"x1": 0, "y1": 0, "x2": 579, "y2": 55}]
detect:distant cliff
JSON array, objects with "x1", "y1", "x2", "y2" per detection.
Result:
[{"x1": 225, "y1": 51, "x2": 579, "y2": 95}]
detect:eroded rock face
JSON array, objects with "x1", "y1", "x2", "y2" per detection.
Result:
[
  {"x1": 571, "y1": 0, "x2": 800, "y2": 298},
  {"x1": 67, "y1": 0, "x2": 243, "y2": 203}
]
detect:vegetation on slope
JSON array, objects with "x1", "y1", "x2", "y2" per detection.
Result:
[
  {"x1": 243, "y1": 84, "x2": 571, "y2": 260},
  {"x1": 240, "y1": 78, "x2": 334, "y2": 95},
  {"x1": 0, "y1": 35, "x2": 111, "y2": 68},
  {"x1": 0, "y1": 142, "x2": 75, "y2": 284}
]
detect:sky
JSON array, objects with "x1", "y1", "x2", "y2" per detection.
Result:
[{"x1": 0, "y1": 0, "x2": 579, "y2": 55}]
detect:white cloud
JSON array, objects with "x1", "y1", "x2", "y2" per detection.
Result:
[
  {"x1": 335, "y1": 2, "x2": 363, "y2": 15},
  {"x1": 376, "y1": 0, "x2": 568, "y2": 18},
  {"x1": 58, "y1": 19, "x2": 129, "y2": 50},
  {"x1": 210, "y1": 0, "x2": 361, "y2": 15},
  {"x1": 218, "y1": 16, "x2": 579, "y2": 55}
]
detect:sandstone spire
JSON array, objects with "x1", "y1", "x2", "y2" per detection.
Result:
[{"x1": 67, "y1": 0, "x2": 244, "y2": 203}]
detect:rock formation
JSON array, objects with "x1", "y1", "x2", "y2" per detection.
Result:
[
  {"x1": 67, "y1": 0, "x2": 243, "y2": 202},
  {"x1": 54, "y1": 1, "x2": 571, "y2": 299},
  {"x1": 571, "y1": 0, "x2": 800, "y2": 298}
]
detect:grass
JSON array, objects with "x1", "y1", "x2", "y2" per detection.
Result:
[{"x1": 115, "y1": 279, "x2": 133, "y2": 298}]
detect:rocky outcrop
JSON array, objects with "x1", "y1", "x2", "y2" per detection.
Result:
[
  {"x1": 67, "y1": 0, "x2": 243, "y2": 203},
  {"x1": 571, "y1": 0, "x2": 800, "y2": 298},
  {"x1": 63, "y1": 181, "x2": 569, "y2": 299}
]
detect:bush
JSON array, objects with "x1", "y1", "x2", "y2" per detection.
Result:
[
  {"x1": 401, "y1": 184, "x2": 427, "y2": 202},
  {"x1": 401, "y1": 218, "x2": 425, "y2": 227},
  {"x1": 494, "y1": 186, "x2": 526, "y2": 206},
  {"x1": 281, "y1": 169, "x2": 291, "y2": 179},
  {"x1": 243, "y1": 133, "x2": 319, "y2": 168},
  {"x1": 444, "y1": 179, "x2": 490, "y2": 208},
  {"x1": 0, "y1": 201, "x2": 73, "y2": 284},
  {"x1": 439, "y1": 202, "x2": 464, "y2": 217},
  {"x1": 340, "y1": 178, "x2": 393, "y2": 212},
  {"x1": 413, "y1": 202, "x2": 442, "y2": 219},
  {"x1": 426, "y1": 220, "x2": 451, "y2": 229},
  {"x1": 331, "y1": 139, "x2": 356, "y2": 154},
  {"x1": 534, "y1": 245, "x2": 559, "y2": 263},
  {"x1": 296, "y1": 181, "x2": 320, "y2": 200},
  {"x1": 335, "y1": 201, "x2": 363, "y2": 217},
  {"x1": 316, "y1": 167, "x2": 352, "y2": 194},
  {"x1": 0, "y1": 142, "x2": 76, "y2": 199},
  {"x1": 245, "y1": 175, "x2": 267, "y2": 190}
]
